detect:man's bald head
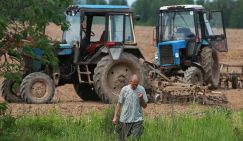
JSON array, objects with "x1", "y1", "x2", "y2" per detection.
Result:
[
  {"x1": 130, "y1": 74, "x2": 140, "y2": 82},
  {"x1": 130, "y1": 74, "x2": 140, "y2": 89}
]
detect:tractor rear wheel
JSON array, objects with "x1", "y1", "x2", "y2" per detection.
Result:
[
  {"x1": 1, "y1": 79, "x2": 22, "y2": 103},
  {"x1": 74, "y1": 84, "x2": 100, "y2": 101},
  {"x1": 93, "y1": 53, "x2": 147, "y2": 104},
  {"x1": 184, "y1": 67, "x2": 203, "y2": 85},
  {"x1": 20, "y1": 72, "x2": 55, "y2": 104},
  {"x1": 201, "y1": 47, "x2": 220, "y2": 89}
]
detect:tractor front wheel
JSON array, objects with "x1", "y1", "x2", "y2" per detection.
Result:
[
  {"x1": 184, "y1": 67, "x2": 203, "y2": 85},
  {"x1": 20, "y1": 72, "x2": 55, "y2": 104},
  {"x1": 93, "y1": 53, "x2": 147, "y2": 104}
]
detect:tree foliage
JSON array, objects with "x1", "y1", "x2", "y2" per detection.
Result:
[
  {"x1": 198, "y1": 0, "x2": 243, "y2": 28},
  {"x1": 86, "y1": 0, "x2": 108, "y2": 5},
  {"x1": 132, "y1": 0, "x2": 243, "y2": 28},
  {"x1": 0, "y1": 0, "x2": 72, "y2": 79},
  {"x1": 74, "y1": 0, "x2": 127, "y2": 5},
  {"x1": 109, "y1": 0, "x2": 128, "y2": 5}
]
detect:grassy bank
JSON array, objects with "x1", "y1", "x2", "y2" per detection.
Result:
[{"x1": 0, "y1": 104, "x2": 243, "y2": 141}]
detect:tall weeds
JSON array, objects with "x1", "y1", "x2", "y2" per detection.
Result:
[{"x1": 0, "y1": 105, "x2": 243, "y2": 141}]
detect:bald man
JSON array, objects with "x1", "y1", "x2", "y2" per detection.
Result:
[{"x1": 113, "y1": 74, "x2": 148, "y2": 141}]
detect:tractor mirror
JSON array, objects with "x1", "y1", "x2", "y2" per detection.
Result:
[
  {"x1": 135, "y1": 15, "x2": 141, "y2": 21},
  {"x1": 66, "y1": 10, "x2": 77, "y2": 16}
]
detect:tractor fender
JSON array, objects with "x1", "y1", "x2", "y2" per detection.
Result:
[
  {"x1": 108, "y1": 46, "x2": 124, "y2": 60},
  {"x1": 84, "y1": 47, "x2": 108, "y2": 64},
  {"x1": 108, "y1": 46, "x2": 145, "y2": 60},
  {"x1": 88, "y1": 46, "x2": 144, "y2": 64},
  {"x1": 123, "y1": 46, "x2": 144, "y2": 59}
]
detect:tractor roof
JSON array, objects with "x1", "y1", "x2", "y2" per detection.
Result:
[
  {"x1": 160, "y1": 5, "x2": 205, "y2": 11},
  {"x1": 67, "y1": 5, "x2": 132, "y2": 13}
]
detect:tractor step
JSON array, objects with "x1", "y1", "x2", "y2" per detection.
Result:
[{"x1": 77, "y1": 65, "x2": 93, "y2": 84}]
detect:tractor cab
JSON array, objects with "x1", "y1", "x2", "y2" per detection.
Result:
[
  {"x1": 156, "y1": 5, "x2": 227, "y2": 68},
  {"x1": 61, "y1": 5, "x2": 136, "y2": 62}
]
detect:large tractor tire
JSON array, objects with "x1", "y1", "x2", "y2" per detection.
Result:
[
  {"x1": 200, "y1": 47, "x2": 220, "y2": 89},
  {"x1": 184, "y1": 67, "x2": 203, "y2": 85},
  {"x1": 74, "y1": 84, "x2": 100, "y2": 101},
  {"x1": 93, "y1": 53, "x2": 147, "y2": 104},
  {"x1": 20, "y1": 72, "x2": 55, "y2": 104},
  {"x1": 1, "y1": 79, "x2": 22, "y2": 103}
]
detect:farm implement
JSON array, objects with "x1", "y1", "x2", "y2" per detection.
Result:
[
  {"x1": 145, "y1": 61, "x2": 228, "y2": 105},
  {"x1": 219, "y1": 63, "x2": 243, "y2": 89}
]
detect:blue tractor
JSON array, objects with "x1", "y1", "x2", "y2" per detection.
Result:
[
  {"x1": 155, "y1": 5, "x2": 228, "y2": 88},
  {"x1": 1, "y1": 5, "x2": 146, "y2": 104}
]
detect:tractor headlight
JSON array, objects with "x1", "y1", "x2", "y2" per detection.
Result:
[
  {"x1": 175, "y1": 52, "x2": 179, "y2": 58},
  {"x1": 155, "y1": 54, "x2": 158, "y2": 60}
]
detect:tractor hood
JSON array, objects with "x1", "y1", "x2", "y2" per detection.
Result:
[{"x1": 58, "y1": 43, "x2": 72, "y2": 55}]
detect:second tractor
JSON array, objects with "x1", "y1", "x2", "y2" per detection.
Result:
[{"x1": 154, "y1": 5, "x2": 228, "y2": 88}]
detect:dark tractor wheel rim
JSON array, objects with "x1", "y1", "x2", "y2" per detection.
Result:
[
  {"x1": 106, "y1": 62, "x2": 138, "y2": 96},
  {"x1": 192, "y1": 75, "x2": 200, "y2": 84},
  {"x1": 8, "y1": 81, "x2": 20, "y2": 97},
  {"x1": 30, "y1": 79, "x2": 48, "y2": 99},
  {"x1": 186, "y1": 68, "x2": 203, "y2": 85}
]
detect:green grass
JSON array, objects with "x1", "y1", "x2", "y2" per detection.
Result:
[
  {"x1": 143, "y1": 108, "x2": 243, "y2": 141},
  {"x1": 1, "y1": 105, "x2": 243, "y2": 141}
]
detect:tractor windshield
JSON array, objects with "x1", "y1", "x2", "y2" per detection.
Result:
[
  {"x1": 108, "y1": 14, "x2": 135, "y2": 44},
  {"x1": 159, "y1": 11, "x2": 196, "y2": 41},
  {"x1": 63, "y1": 14, "x2": 80, "y2": 44}
]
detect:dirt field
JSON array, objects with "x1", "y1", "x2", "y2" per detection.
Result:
[{"x1": 1, "y1": 25, "x2": 243, "y2": 117}]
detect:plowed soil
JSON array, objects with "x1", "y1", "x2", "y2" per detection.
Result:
[{"x1": 1, "y1": 25, "x2": 243, "y2": 117}]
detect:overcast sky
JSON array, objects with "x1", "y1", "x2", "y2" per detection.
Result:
[{"x1": 127, "y1": 0, "x2": 136, "y2": 6}]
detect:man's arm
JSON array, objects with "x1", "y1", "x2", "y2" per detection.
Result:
[
  {"x1": 139, "y1": 95, "x2": 147, "y2": 108},
  {"x1": 137, "y1": 87, "x2": 148, "y2": 108},
  {"x1": 112, "y1": 103, "x2": 121, "y2": 125},
  {"x1": 137, "y1": 93, "x2": 147, "y2": 108},
  {"x1": 113, "y1": 86, "x2": 126, "y2": 125}
]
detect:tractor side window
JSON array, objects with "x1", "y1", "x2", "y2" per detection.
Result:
[
  {"x1": 90, "y1": 16, "x2": 106, "y2": 42},
  {"x1": 204, "y1": 12, "x2": 228, "y2": 52},
  {"x1": 81, "y1": 16, "x2": 87, "y2": 39},
  {"x1": 109, "y1": 15, "x2": 124, "y2": 42},
  {"x1": 124, "y1": 15, "x2": 134, "y2": 43},
  {"x1": 195, "y1": 14, "x2": 202, "y2": 39},
  {"x1": 108, "y1": 14, "x2": 135, "y2": 43},
  {"x1": 204, "y1": 13, "x2": 213, "y2": 36},
  {"x1": 208, "y1": 12, "x2": 224, "y2": 36},
  {"x1": 63, "y1": 14, "x2": 80, "y2": 44}
]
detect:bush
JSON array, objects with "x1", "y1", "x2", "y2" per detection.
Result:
[
  {"x1": 0, "y1": 103, "x2": 16, "y2": 141},
  {"x1": 0, "y1": 103, "x2": 7, "y2": 115}
]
